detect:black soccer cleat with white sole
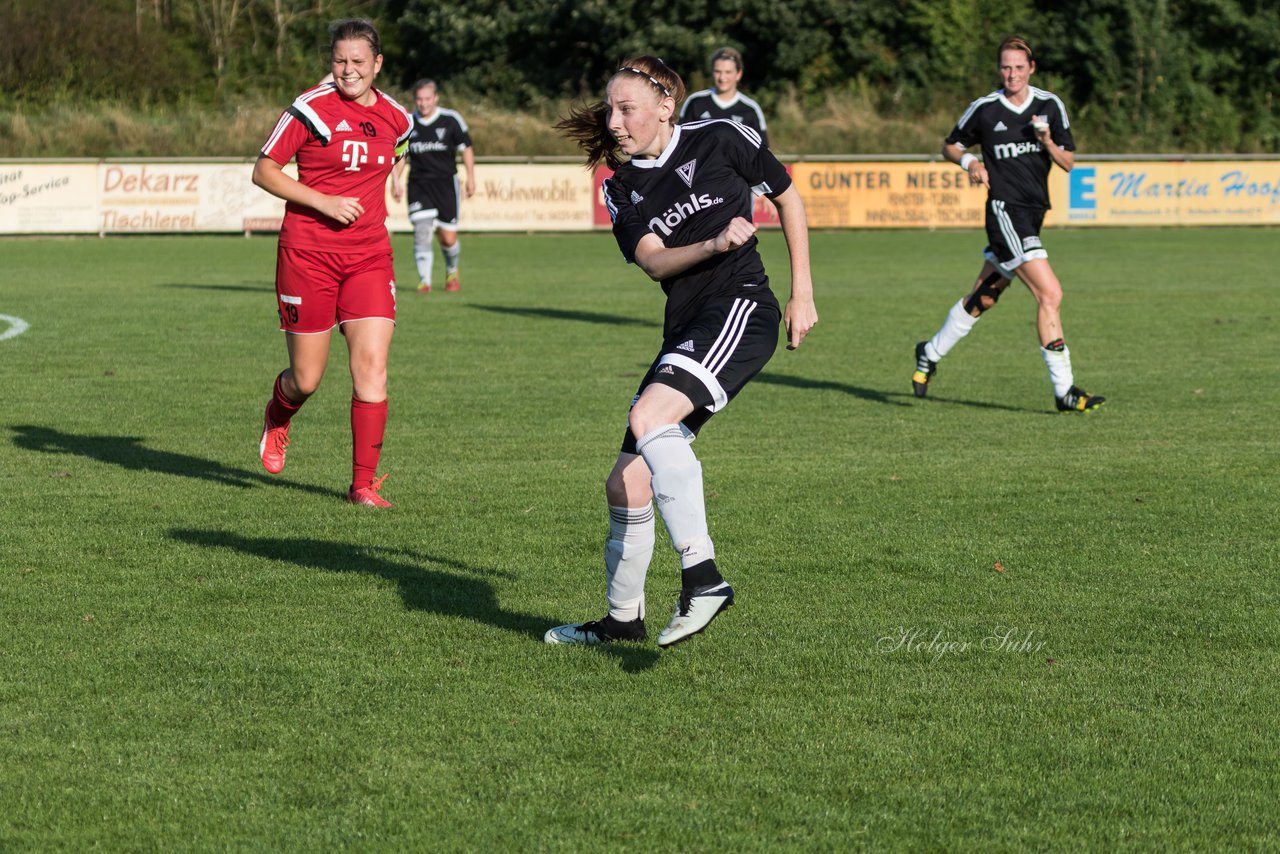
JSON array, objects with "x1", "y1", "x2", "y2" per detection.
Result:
[
  {"x1": 544, "y1": 614, "x2": 647, "y2": 645},
  {"x1": 912, "y1": 341, "x2": 937, "y2": 398},
  {"x1": 657, "y1": 581, "x2": 735, "y2": 647},
  {"x1": 1055, "y1": 385, "x2": 1106, "y2": 413}
]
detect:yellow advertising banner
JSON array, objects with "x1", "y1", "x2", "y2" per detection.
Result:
[
  {"x1": 384, "y1": 163, "x2": 595, "y2": 233},
  {"x1": 793, "y1": 162, "x2": 988, "y2": 229},
  {"x1": 0, "y1": 163, "x2": 100, "y2": 233},
  {"x1": 1048, "y1": 161, "x2": 1280, "y2": 226}
]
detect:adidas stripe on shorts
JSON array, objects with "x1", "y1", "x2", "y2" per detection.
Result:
[
  {"x1": 983, "y1": 199, "x2": 1048, "y2": 278},
  {"x1": 621, "y1": 294, "x2": 780, "y2": 454}
]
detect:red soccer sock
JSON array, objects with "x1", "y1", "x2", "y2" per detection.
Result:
[
  {"x1": 350, "y1": 396, "x2": 388, "y2": 490},
  {"x1": 266, "y1": 372, "x2": 303, "y2": 426}
]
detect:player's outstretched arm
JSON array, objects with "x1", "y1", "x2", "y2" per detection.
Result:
[
  {"x1": 771, "y1": 185, "x2": 817, "y2": 350},
  {"x1": 632, "y1": 217, "x2": 757, "y2": 281},
  {"x1": 252, "y1": 156, "x2": 365, "y2": 225}
]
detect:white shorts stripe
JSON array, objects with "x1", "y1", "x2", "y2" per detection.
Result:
[
  {"x1": 703, "y1": 298, "x2": 757, "y2": 375},
  {"x1": 658, "y1": 352, "x2": 729, "y2": 411},
  {"x1": 994, "y1": 201, "x2": 1021, "y2": 258}
]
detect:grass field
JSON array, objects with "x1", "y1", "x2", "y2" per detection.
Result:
[{"x1": 1, "y1": 227, "x2": 1277, "y2": 850}]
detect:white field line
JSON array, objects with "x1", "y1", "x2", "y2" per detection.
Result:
[{"x1": 0, "y1": 314, "x2": 30, "y2": 342}]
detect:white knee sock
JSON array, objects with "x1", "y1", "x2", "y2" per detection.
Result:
[
  {"x1": 635, "y1": 425, "x2": 715, "y2": 570},
  {"x1": 1041, "y1": 343, "x2": 1074, "y2": 398},
  {"x1": 927, "y1": 299, "x2": 979, "y2": 360},
  {"x1": 605, "y1": 504, "x2": 654, "y2": 622},
  {"x1": 442, "y1": 240, "x2": 460, "y2": 273},
  {"x1": 413, "y1": 221, "x2": 434, "y2": 283}
]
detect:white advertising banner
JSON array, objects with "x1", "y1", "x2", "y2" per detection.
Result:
[
  {"x1": 99, "y1": 162, "x2": 289, "y2": 234},
  {"x1": 0, "y1": 163, "x2": 101, "y2": 233},
  {"x1": 386, "y1": 163, "x2": 595, "y2": 233}
]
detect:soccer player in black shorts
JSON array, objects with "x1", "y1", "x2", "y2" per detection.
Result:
[
  {"x1": 391, "y1": 79, "x2": 475, "y2": 293},
  {"x1": 912, "y1": 36, "x2": 1105, "y2": 413},
  {"x1": 546, "y1": 55, "x2": 818, "y2": 648}
]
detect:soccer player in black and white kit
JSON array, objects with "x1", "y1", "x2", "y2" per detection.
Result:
[
  {"x1": 546, "y1": 56, "x2": 817, "y2": 648},
  {"x1": 391, "y1": 79, "x2": 475, "y2": 293},
  {"x1": 679, "y1": 47, "x2": 768, "y2": 148},
  {"x1": 912, "y1": 37, "x2": 1105, "y2": 413}
]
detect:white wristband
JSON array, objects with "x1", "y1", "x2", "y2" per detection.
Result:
[{"x1": 959, "y1": 153, "x2": 977, "y2": 170}]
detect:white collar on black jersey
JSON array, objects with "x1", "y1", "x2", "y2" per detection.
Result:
[
  {"x1": 710, "y1": 91, "x2": 744, "y2": 109},
  {"x1": 628, "y1": 124, "x2": 684, "y2": 169},
  {"x1": 415, "y1": 108, "x2": 441, "y2": 125},
  {"x1": 997, "y1": 90, "x2": 1034, "y2": 114}
]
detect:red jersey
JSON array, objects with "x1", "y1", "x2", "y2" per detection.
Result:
[{"x1": 261, "y1": 83, "x2": 412, "y2": 253}]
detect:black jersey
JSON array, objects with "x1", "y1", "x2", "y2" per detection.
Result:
[
  {"x1": 946, "y1": 86, "x2": 1075, "y2": 209},
  {"x1": 679, "y1": 90, "x2": 769, "y2": 148},
  {"x1": 405, "y1": 108, "x2": 471, "y2": 189},
  {"x1": 603, "y1": 120, "x2": 790, "y2": 338}
]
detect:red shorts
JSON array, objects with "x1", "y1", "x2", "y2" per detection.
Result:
[{"x1": 275, "y1": 246, "x2": 397, "y2": 333}]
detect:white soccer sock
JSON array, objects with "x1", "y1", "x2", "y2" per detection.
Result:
[
  {"x1": 636, "y1": 424, "x2": 715, "y2": 570},
  {"x1": 442, "y1": 240, "x2": 461, "y2": 273},
  {"x1": 1041, "y1": 343, "x2": 1075, "y2": 398},
  {"x1": 413, "y1": 220, "x2": 434, "y2": 283},
  {"x1": 927, "y1": 299, "x2": 979, "y2": 361},
  {"x1": 605, "y1": 504, "x2": 654, "y2": 622}
]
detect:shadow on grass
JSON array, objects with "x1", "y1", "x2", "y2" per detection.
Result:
[
  {"x1": 169, "y1": 528, "x2": 661, "y2": 673},
  {"x1": 7, "y1": 424, "x2": 335, "y2": 498},
  {"x1": 756, "y1": 373, "x2": 1039, "y2": 413},
  {"x1": 470, "y1": 304, "x2": 659, "y2": 328},
  {"x1": 158, "y1": 283, "x2": 273, "y2": 293}
]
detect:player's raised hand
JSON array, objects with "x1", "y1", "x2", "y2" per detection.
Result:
[{"x1": 713, "y1": 216, "x2": 757, "y2": 253}]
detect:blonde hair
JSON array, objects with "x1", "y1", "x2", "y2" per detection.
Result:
[{"x1": 555, "y1": 56, "x2": 686, "y2": 170}]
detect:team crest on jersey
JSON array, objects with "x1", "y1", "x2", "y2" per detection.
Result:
[
  {"x1": 732, "y1": 115, "x2": 744, "y2": 124},
  {"x1": 436, "y1": 128, "x2": 446, "y2": 140},
  {"x1": 630, "y1": 190, "x2": 644, "y2": 204},
  {"x1": 994, "y1": 121, "x2": 1008, "y2": 131},
  {"x1": 336, "y1": 119, "x2": 353, "y2": 132},
  {"x1": 676, "y1": 160, "x2": 697, "y2": 188}
]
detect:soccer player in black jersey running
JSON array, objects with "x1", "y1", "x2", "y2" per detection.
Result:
[
  {"x1": 913, "y1": 37, "x2": 1105, "y2": 413},
  {"x1": 679, "y1": 47, "x2": 769, "y2": 148},
  {"x1": 546, "y1": 56, "x2": 817, "y2": 648},
  {"x1": 391, "y1": 79, "x2": 475, "y2": 293}
]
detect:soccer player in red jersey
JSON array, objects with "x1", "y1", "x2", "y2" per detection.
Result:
[{"x1": 252, "y1": 18, "x2": 412, "y2": 507}]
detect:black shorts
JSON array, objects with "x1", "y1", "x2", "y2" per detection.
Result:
[
  {"x1": 983, "y1": 200, "x2": 1048, "y2": 277},
  {"x1": 408, "y1": 177, "x2": 461, "y2": 229},
  {"x1": 620, "y1": 295, "x2": 780, "y2": 454}
]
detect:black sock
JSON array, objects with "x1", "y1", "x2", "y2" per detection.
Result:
[{"x1": 681, "y1": 558, "x2": 722, "y2": 592}]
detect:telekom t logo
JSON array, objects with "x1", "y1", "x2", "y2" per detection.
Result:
[{"x1": 342, "y1": 140, "x2": 369, "y2": 171}]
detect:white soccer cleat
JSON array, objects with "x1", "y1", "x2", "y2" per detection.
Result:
[
  {"x1": 657, "y1": 582, "x2": 734, "y2": 647},
  {"x1": 544, "y1": 615, "x2": 647, "y2": 645}
]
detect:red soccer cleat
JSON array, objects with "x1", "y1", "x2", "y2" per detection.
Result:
[
  {"x1": 444, "y1": 270, "x2": 460, "y2": 292},
  {"x1": 347, "y1": 473, "x2": 393, "y2": 508},
  {"x1": 259, "y1": 406, "x2": 291, "y2": 474}
]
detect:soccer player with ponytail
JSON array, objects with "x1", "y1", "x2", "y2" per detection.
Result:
[{"x1": 545, "y1": 56, "x2": 817, "y2": 647}]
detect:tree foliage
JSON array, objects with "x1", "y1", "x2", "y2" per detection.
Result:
[{"x1": 2, "y1": 0, "x2": 1276, "y2": 152}]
